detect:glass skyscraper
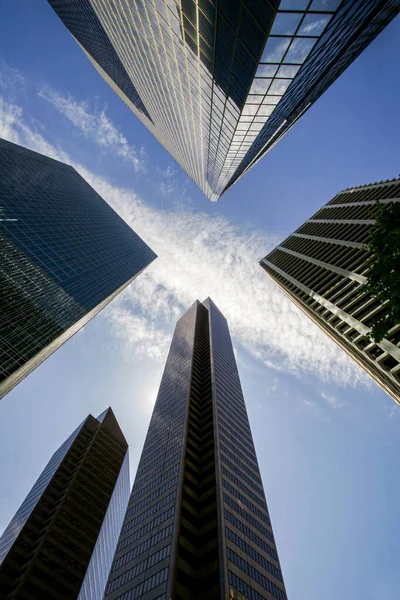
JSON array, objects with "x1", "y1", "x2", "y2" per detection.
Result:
[
  {"x1": 104, "y1": 299, "x2": 287, "y2": 600},
  {"x1": 48, "y1": 0, "x2": 399, "y2": 200},
  {"x1": 0, "y1": 138, "x2": 156, "y2": 399},
  {"x1": 0, "y1": 408, "x2": 130, "y2": 599},
  {"x1": 261, "y1": 177, "x2": 400, "y2": 403}
]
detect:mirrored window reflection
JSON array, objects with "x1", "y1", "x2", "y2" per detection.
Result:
[
  {"x1": 270, "y1": 12, "x2": 302, "y2": 35},
  {"x1": 261, "y1": 37, "x2": 291, "y2": 63},
  {"x1": 298, "y1": 13, "x2": 332, "y2": 36},
  {"x1": 284, "y1": 37, "x2": 318, "y2": 63},
  {"x1": 280, "y1": 0, "x2": 309, "y2": 8},
  {"x1": 256, "y1": 64, "x2": 278, "y2": 78},
  {"x1": 310, "y1": 0, "x2": 342, "y2": 11},
  {"x1": 276, "y1": 64, "x2": 300, "y2": 78}
]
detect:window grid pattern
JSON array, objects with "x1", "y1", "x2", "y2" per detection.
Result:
[
  {"x1": 227, "y1": 0, "x2": 399, "y2": 193},
  {"x1": 0, "y1": 138, "x2": 155, "y2": 397},
  {"x1": 48, "y1": 1, "x2": 398, "y2": 200},
  {"x1": 106, "y1": 299, "x2": 287, "y2": 599},
  {"x1": 105, "y1": 304, "x2": 198, "y2": 600},
  {"x1": 262, "y1": 178, "x2": 400, "y2": 404},
  {"x1": 205, "y1": 299, "x2": 287, "y2": 599}
]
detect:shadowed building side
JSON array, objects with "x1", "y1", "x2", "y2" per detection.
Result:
[{"x1": 0, "y1": 408, "x2": 130, "y2": 600}]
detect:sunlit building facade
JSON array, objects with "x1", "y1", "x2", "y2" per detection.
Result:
[
  {"x1": 261, "y1": 178, "x2": 400, "y2": 403},
  {"x1": 0, "y1": 138, "x2": 156, "y2": 399},
  {"x1": 48, "y1": 0, "x2": 399, "y2": 200},
  {"x1": 0, "y1": 408, "x2": 130, "y2": 599},
  {"x1": 105, "y1": 299, "x2": 287, "y2": 600}
]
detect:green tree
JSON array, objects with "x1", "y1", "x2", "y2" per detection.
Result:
[{"x1": 363, "y1": 200, "x2": 400, "y2": 342}]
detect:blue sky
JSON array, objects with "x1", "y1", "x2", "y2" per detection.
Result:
[{"x1": 1, "y1": 3, "x2": 400, "y2": 599}]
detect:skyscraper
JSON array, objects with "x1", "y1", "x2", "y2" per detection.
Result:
[
  {"x1": 48, "y1": 0, "x2": 399, "y2": 200},
  {"x1": 104, "y1": 299, "x2": 287, "y2": 600},
  {"x1": 0, "y1": 408, "x2": 130, "y2": 599},
  {"x1": 0, "y1": 138, "x2": 156, "y2": 399},
  {"x1": 261, "y1": 177, "x2": 400, "y2": 403}
]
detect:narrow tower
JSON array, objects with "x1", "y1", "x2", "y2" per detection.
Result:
[
  {"x1": 261, "y1": 177, "x2": 400, "y2": 403},
  {"x1": 0, "y1": 138, "x2": 156, "y2": 398},
  {"x1": 105, "y1": 299, "x2": 287, "y2": 600},
  {"x1": 0, "y1": 408, "x2": 130, "y2": 600}
]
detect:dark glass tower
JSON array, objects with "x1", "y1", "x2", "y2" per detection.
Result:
[
  {"x1": 261, "y1": 177, "x2": 400, "y2": 403},
  {"x1": 48, "y1": 0, "x2": 399, "y2": 200},
  {"x1": 0, "y1": 408, "x2": 130, "y2": 599},
  {"x1": 105, "y1": 299, "x2": 287, "y2": 600},
  {"x1": 0, "y1": 138, "x2": 156, "y2": 399}
]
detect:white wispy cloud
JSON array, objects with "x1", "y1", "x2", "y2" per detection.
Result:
[
  {"x1": 0, "y1": 58, "x2": 25, "y2": 97},
  {"x1": 0, "y1": 88, "x2": 370, "y2": 389},
  {"x1": 37, "y1": 85, "x2": 147, "y2": 173},
  {"x1": 320, "y1": 391, "x2": 346, "y2": 410}
]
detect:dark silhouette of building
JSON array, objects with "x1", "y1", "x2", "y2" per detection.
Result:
[
  {"x1": 261, "y1": 177, "x2": 400, "y2": 403},
  {"x1": 48, "y1": 0, "x2": 399, "y2": 200},
  {"x1": 0, "y1": 408, "x2": 130, "y2": 599},
  {"x1": 0, "y1": 138, "x2": 156, "y2": 398},
  {"x1": 104, "y1": 299, "x2": 287, "y2": 600}
]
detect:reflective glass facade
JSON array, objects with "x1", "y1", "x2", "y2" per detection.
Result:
[
  {"x1": 105, "y1": 299, "x2": 287, "y2": 600},
  {"x1": 0, "y1": 408, "x2": 130, "y2": 599},
  {"x1": 261, "y1": 178, "x2": 400, "y2": 404},
  {"x1": 0, "y1": 138, "x2": 156, "y2": 398},
  {"x1": 48, "y1": 0, "x2": 399, "y2": 200}
]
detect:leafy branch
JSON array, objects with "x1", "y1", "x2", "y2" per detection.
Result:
[{"x1": 362, "y1": 200, "x2": 400, "y2": 342}]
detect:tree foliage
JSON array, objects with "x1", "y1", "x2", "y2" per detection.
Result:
[{"x1": 363, "y1": 200, "x2": 400, "y2": 342}]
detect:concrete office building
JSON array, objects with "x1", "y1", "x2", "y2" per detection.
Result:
[{"x1": 261, "y1": 178, "x2": 400, "y2": 403}]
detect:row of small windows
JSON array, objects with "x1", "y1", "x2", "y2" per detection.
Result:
[
  {"x1": 221, "y1": 455, "x2": 265, "y2": 498},
  {"x1": 134, "y1": 452, "x2": 180, "y2": 486},
  {"x1": 117, "y1": 507, "x2": 175, "y2": 552},
  {"x1": 224, "y1": 509, "x2": 275, "y2": 546},
  {"x1": 329, "y1": 184, "x2": 400, "y2": 205},
  {"x1": 217, "y1": 409, "x2": 253, "y2": 446},
  {"x1": 217, "y1": 397, "x2": 250, "y2": 431},
  {"x1": 114, "y1": 567, "x2": 168, "y2": 600},
  {"x1": 135, "y1": 442, "x2": 181, "y2": 484},
  {"x1": 222, "y1": 480, "x2": 270, "y2": 525},
  {"x1": 280, "y1": 235, "x2": 368, "y2": 273},
  {"x1": 227, "y1": 549, "x2": 286, "y2": 600},
  {"x1": 122, "y1": 491, "x2": 176, "y2": 533},
  {"x1": 127, "y1": 477, "x2": 178, "y2": 514},
  {"x1": 221, "y1": 467, "x2": 265, "y2": 507},
  {"x1": 143, "y1": 409, "x2": 186, "y2": 447},
  {"x1": 112, "y1": 525, "x2": 173, "y2": 573},
  {"x1": 217, "y1": 392, "x2": 248, "y2": 425},
  {"x1": 223, "y1": 494, "x2": 271, "y2": 540},
  {"x1": 131, "y1": 464, "x2": 179, "y2": 500},
  {"x1": 228, "y1": 571, "x2": 267, "y2": 600},
  {"x1": 312, "y1": 203, "x2": 377, "y2": 222},
  {"x1": 225, "y1": 527, "x2": 281, "y2": 581},
  {"x1": 219, "y1": 427, "x2": 258, "y2": 467},
  {"x1": 219, "y1": 423, "x2": 257, "y2": 466},
  {"x1": 220, "y1": 443, "x2": 262, "y2": 485},
  {"x1": 106, "y1": 544, "x2": 171, "y2": 594},
  {"x1": 295, "y1": 220, "x2": 371, "y2": 245},
  {"x1": 140, "y1": 436, "x2": 181, "y2": 468}
]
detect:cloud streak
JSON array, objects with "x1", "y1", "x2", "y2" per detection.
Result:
[
  {"x1": 0, "y1": 86, "x2": 369, "y2": 389},
  {"x1": 38, "y1": 85, "x2": 147, "y2": 173}
]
